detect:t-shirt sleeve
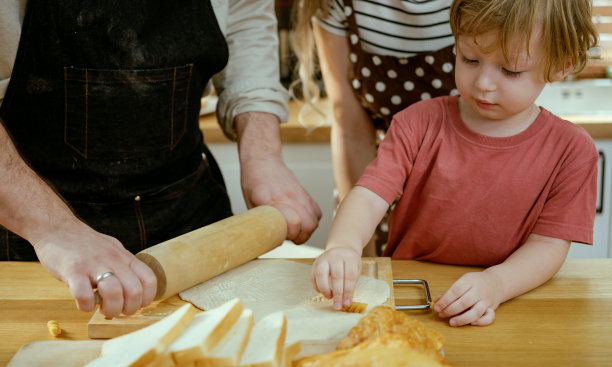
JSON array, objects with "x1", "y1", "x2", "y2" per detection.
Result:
[
  {"x1": 532, "y1": 131, "x2": 598, "y2": 245},
  {"x1": 313, "y1": 0, "x2": 349, "y2": 37}
]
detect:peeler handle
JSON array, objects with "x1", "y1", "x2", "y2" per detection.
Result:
[{"x1": 393, "y1": 279, "x2": 432, "y2": 310}]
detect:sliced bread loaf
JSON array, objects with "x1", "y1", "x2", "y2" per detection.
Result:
[
  {"x1": 196, "y1": 308, "x2": 254, "y2": 367},
  {"x1": 239, "y1": 312, "x2": 287, "y2": 367},
  {"x1": 281, "y1": 341, "x2": 301, "y2": 367},
  {"x1": 85, "y1": 303, "x2": 197, "y2": 367},
  {"x1": 149, "y1": 298, "x2": 243, "y2": 367}
]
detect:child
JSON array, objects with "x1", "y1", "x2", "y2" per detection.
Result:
[{"x1": 311, "y1": 0, "x2": 599, "y2": 327}]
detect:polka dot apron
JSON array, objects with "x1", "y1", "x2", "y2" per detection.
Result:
[
  {"x1": 341, "y1": 0, "x2": 457, "y2": 253},
  {"x1": 343, "y1": 0, "x2": 457, "y2": 131}
]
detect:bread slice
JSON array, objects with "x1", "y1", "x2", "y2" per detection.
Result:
[
  {"x1": 281, "y1": 341, "x2": 301, "y2": 367},
  {"x1": 239, "y1": 312, "x2": 287, "y2": 367},
  {"x1": 149, "y1": 298, "x2": 243, "y2": 367},
  {"x1": 195, "y1": 308, "x2": 254, "y2": 367},
  {"x1": 85, "y1": 303, "x2": 197, "y2": 367}
]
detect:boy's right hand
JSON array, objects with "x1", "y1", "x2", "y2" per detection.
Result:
[{"x1": 311, "y1": 247, "x2": 362, "y2": 310}]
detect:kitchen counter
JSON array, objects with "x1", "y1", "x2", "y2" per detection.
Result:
[
  {"x1": 2, "y1": 259, "x2": 612, "y2": 366},
  {"x1": 199, "y1": 99, "x2": 333, "y2": 143},
  {"x1": 560, "y1": 114, "x2": 612, "y2": 139},
  {"x1": 200, "y1": 99, "x2": 612, "y2": 142}
]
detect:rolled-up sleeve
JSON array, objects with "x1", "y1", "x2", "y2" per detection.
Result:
[
  {"x1": 0, "y1": 0, "x2": 27, "y2": 104},
  {"x1": 211, "y1": 0, "x2": 289, "y2": 141}
]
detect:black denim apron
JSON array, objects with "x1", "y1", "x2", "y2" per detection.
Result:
[{"x1": 0, "y1": 0, "x2": 233, "y2": 260}]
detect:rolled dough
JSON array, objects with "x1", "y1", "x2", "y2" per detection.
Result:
[{"x1": 179, "y1": 259, "x2": 390, "y2": 344}]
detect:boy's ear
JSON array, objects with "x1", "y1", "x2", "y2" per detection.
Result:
[{"x1": 550, "y1": 59, "x2": 573, "y2": 82}]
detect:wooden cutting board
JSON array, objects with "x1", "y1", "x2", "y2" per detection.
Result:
[{"x1": 88, "y1": 257, "x2": 395, "y2": 339}]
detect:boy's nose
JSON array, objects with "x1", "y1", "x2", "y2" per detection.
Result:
[{"x1": 474, "y1": 68, "x2": 496, "y2": 92}]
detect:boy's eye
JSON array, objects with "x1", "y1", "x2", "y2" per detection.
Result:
[
  {"x1": 462, "y1": 56, "x2": 478, "y2": 65},
  {"x1": 502, "y1": 68, "x2": 522, "y2": 77}
]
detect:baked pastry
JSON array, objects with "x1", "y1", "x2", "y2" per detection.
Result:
[
  {"x1": 293, "y1": 333, "x2": 450, "y2": 367},
  {"x1": 293, "y1": 305, "x2": 450, "y2": 367},
  {"x1": 336, "y1": 305, "x2": 444, "y2": 351}
]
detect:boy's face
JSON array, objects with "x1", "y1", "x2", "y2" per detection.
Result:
[{"x1": 454, "y1": 28, "x2": 548, "y2": 130}]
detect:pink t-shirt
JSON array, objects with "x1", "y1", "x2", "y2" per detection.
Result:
[{"x1": 357, "y1": 95, "x2": 598, "y2": 266}]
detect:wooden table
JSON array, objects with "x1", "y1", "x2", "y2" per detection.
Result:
[
  {"x1": 2, "y1": 259, "x2": 612, "y2": 366},
  {"x1": 392, "y1": 259, "x2": 612, "y2": 366}
]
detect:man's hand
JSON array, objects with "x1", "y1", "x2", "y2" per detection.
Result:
[
  {"x1": 33, "y1": 221, "x2": 157, "y2": 319},
  {"x1": 0, "y1": 124, "x2": 156, "y2": 319},
  {"x1": 235, "y1": 112, "x2": 322, "y2": 244}
]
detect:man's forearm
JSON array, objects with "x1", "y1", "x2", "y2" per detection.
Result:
[
  {"x1": 232, "y1": 110, "x2": 321, "y2": 243},
  {"x1": 0, "y1": 122, "x2": 77, "y2": 246},
  {"x1": 234, "y1": 111, "x2": 283, "y2": 162}
]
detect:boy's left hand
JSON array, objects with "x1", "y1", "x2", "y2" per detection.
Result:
[{"x1": 433, "y1": 271, "x2": 503, "y2": 327}]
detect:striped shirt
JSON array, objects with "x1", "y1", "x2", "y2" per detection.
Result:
[{"x1": 315, "y1": 0, "x2": 454, "y2": 57}]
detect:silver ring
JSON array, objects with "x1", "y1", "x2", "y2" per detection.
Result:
[{"x1": 95, "y1": 271, "x2": 114, "y2": 284}]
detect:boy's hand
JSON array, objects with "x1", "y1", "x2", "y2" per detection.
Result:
[
  {"x1": 434, "y1": 271, "x2": 503, "y2": 327},
  {"x1": 311, "y1": 247, "x2": 362, "y2": 310}
]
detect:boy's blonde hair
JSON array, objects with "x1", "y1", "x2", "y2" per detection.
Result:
[{"x1": 449, "y1": 0, "x2": 599, "y2": 81}]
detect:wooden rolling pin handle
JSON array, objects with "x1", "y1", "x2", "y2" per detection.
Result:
[
  {"x1": 134, "y1": 252, "x2": 167, "y2": 300},
  {"x1": 136, "y1": 205, "x2": 287, "y2": 300}
]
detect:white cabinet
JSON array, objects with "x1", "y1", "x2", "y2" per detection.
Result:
[
  {"x1": 207, "y1": 142, "x2": 335, "y2": 250},
  {"x1": 568, "y1": 140, "x2": 612, "y2": 258}
]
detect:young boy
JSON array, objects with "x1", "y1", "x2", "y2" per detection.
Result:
[{"x1": 312, "y1": 0, "x2": 600, "y2": 327}]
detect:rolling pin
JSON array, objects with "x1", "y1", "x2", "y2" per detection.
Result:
[{"x1": 135, "y1": 205, "x2": 287, "y2": 300}]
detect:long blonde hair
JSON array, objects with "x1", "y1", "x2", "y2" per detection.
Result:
[
  {"x1": 450, "y1": 0, "x2": 599, "y2": 81},
  {"x1": 290, "y1": 0, "x2": 328, "y2": 119}
]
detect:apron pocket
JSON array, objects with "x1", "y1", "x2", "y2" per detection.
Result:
[{"x1": 64, "y1": 64, "x2": 193, "y2": 159}]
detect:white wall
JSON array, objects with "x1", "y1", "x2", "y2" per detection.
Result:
[{"x1": 207, "y1": 142, "x2": 335, "y2": 249}]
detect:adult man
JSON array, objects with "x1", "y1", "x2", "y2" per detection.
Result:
[{"x1": 0, "y1": 0, "x2": 321, "y2": 317}]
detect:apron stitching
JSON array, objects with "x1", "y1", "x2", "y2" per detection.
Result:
[
  {"x1": 134, "y1": 198, "x2": 146, "y2": 250},
  {"x1": 184, "y1": 64, "x2": 193, "y2": 133},
  {"x1": 170, "y1": 67, "x2": 177, "y2": 148},
  {"x1": 64, "y1": 68, "x2": 68, "y2": 151},
  {"x1": 84, "y1": 68, "x2": 89, "y2": 158}
]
